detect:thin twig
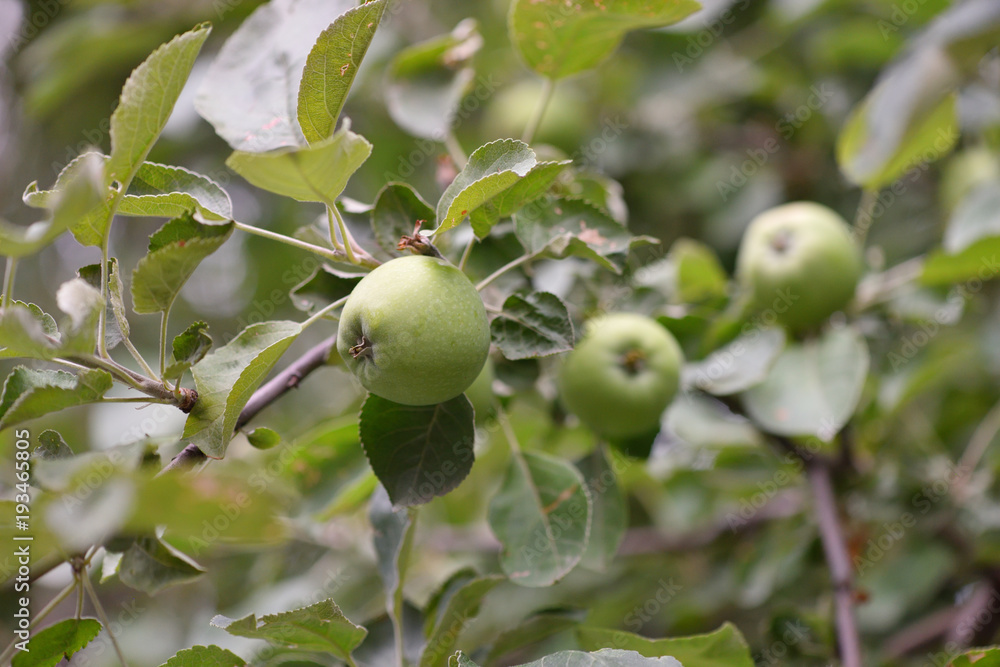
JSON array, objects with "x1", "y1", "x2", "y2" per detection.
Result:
[
  {"x1": 952, "y1": 396, "x2": 1000, "y2": 500},
  {"x1": 81, "y1": 569, "x2": 129, "y2": 667},
  {"x1": 521, "y1": 77, "x2": 555, "y2": 145},
  {"x1": 807, "y1": 460, "x2": 863, "y2": 667},
  {"x1": 161, "y1": 335, "x2": 338, "y2": 473}
]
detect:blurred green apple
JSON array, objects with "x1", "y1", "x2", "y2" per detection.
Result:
[
  {"x1": 558, "y1": 313, "x2": 683, "y2": 439},
  {"x1": 736, "y1": 202, "x2": 862, "y2": 334}
]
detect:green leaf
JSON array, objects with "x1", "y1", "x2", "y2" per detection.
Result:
[
  {"x1": 837, "y1": 90, "x2": 958, "y2": 191},
  {"x1": 108, "y1": 24, "x2": 211, "y2": 185},
  {"x1": 434, "y1": 139, "x2": 538, "y2": 235},
  {"x1": 950, "y1": 648, "x2": 1000, "y2": 666},
  {"x1": 0, "y1": 304, "x2": 61, "y2": 360},
  {"x1": 577, "y1": 623, "x2": 754, "y2": 666},
  {"x1": 0, "y1": 277, "x2": 105, "y2": 360},
  {"x1": 682, "y1": 327, "x2": 786, "y2": 395},
  {"x1": 0, "y1": 367, "x2": 113, "y2": 431},
  {"x1": 514, "y1": 197, "x2": 656, "y2": 273},
  {"x1": 370, "y1": 484, "x2": 416, "y2": 638},
  {"x1": 297, "y1": 0, "x2": 388, "y2": 144},
  {"x1": 226, "y1": 123, "x2": 372, "y2": 204},
  {"x1": 488, "y1": 450, "x2": 591, "y2": 587},
  {"x1": 469, "y1": 161, "x2": 570, "y2": 238},
  {"x1": 158, "y1": 645, "x2": 247, "y2": 667},
  {"x1": 836, "y1": 1, "x2": 1000, "y2": 188},
  {"x1": 371, "y1": 182, "x2": 436, "y2": 256},
  {"x1": 131, "y1": 216, "x2": 234, "y2": 314},
  {"x1": 359, "y1": 393, "x2": 476, "y2": 507},
  {"x1": 576, "y1": 446, "x2": 626, "y2": 571},
  {"x1": 2, "y1": 152, "x2": 107, "y2": 255},
  {"x1": 289, "y1": 265, "x2": 360, "y2": 315},
  {"x1": 11, "y1": 619, "x2": 102, "y2": 667},
  {"x1": 742, "y1": 327, "x2": 869, "y2": 440},
  {"x1": 669, "y1": 238, "x2": 729, "y2": 304},
  {"x1": 385, "y1": 19, "x2": 482, "y2": 140},
  {"x1": 212, "y1": 599, "x2": 366, "y2": 661},
  {"x1": 509, "y1": 0, "x2": 701, "y2": 79},
  {"x1": 36, "y1": 429, "x2": 74, "y2": 459},
  {"x1": 247, "y1": 427, "x2": 281, "y2": 450},
  {"x1": 420, "y1": 573, "x2": 504, "y2": 667},
  {"x1": 485, "y1": 609, "x2": 585, "y2": 664},
  {"x1": 164, "y1": 321, "x2": 213, "y2": 381},
  {"x1": 117, "y1": 536, "x2": 205, "y2": 596},
  {"x1": 78, "y1": 259, "x2": 129, "y2": 351},
  {"x1": 196, "y1": 0, "x2": 357, "y2": 152},
  {"x1": 490, "y1": 291, "x2": 574, "y2": 360},
  {"x1": 183, "y1": 321, "x2": 302, "y2": 458},
  {"x1": 921, "y1": 239, "x2": 1000, "y2": 286},
  {"x1": 55, "y1": 278, "x2": 104, "y2": 355},
  {"x1": 118, "y1": 162, "x2": 233, "y2": 221},
  {"x1": 944, "y1": 181, "x2": 1000, "y2": 253}
]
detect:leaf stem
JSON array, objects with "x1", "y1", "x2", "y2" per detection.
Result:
[
  {"x1": 521, "y1": 77, "x2": 555, "y2": 145},
  {"x1": 301, "y1": 295, "x2": 350, "y2": 330},
  {"x1": 233, "y1": 220, "x2": 375, "y2": 268},
  {"x1": 81, "y1": 568, "x2": 129, "y2": 667},
  {"x1": 119, "y1": 335, "x2": 158, "y2": 381},
  {"x1": 852, "y1": 188, "x2": 878, "y2": 246},
  {"x1": 2, "y1": 256, "x2": 17, "y2": 308},
  {"x1": 159, "y1": 310, "x2": 169, "y2": 378},
  {"x1": 445, "y1": 131, "x2": 468, "y2": 169},
  {"x1": 329, "y1": 204, "x2": 358, "y2": 264},
  {"x1": 98, "y1": 239, "x2": 111, "y2": 358},
  {"x1": 458, "y1": 236, "x2": 476, "y2": 271},
  {"x1": 476, "y1": 254, "x2": 532, "y2": 291}
]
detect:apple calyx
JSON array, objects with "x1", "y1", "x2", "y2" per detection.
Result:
[
  {"x1": 769, "y1": 230, "x2": 792, "y2": 254},
  {"x1": 349, "y1": 335, "x2": 374, "y2": 360},
  {"x1": 621, "y1": 348, "x2": 646, "y2": 375}
]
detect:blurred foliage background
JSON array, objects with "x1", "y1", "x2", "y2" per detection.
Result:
[{"x1": 2, "y1": 0, "x2": 1000, "y2": 665}]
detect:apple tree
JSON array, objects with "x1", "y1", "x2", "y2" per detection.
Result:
[{"x1": 2, "y1": 0, "x2": 1000, "y2": 665}]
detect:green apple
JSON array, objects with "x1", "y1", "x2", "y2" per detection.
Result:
[
  {"x1": 736, "y1": 202, "x2": 863, "y2": 334},
  {"x1": 337, "y1": 255, "x2": 490, "y2": 406},
  {"x1": 558, "y1": 313, "x2": 683, "y2": 439}
]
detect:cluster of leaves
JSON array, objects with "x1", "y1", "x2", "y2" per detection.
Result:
[{"x1": 3, "y1": 0, "x2": 1000, "y2": 665}]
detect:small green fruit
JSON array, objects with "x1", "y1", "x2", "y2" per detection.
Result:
[
  {"x1": 558, "y1": 313, "x2": 683, "y2": 439},
  {"x1": 337, "y1": 255, "x2": 490, "y2": 406},
  {"x1": 736, "y1": 202, "x2": 863, "y2": 334}
]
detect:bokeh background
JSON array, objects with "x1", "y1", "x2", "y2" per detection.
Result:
[{"x1": 2, "y1": 0, "x2": 1000, "y2": 664}]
